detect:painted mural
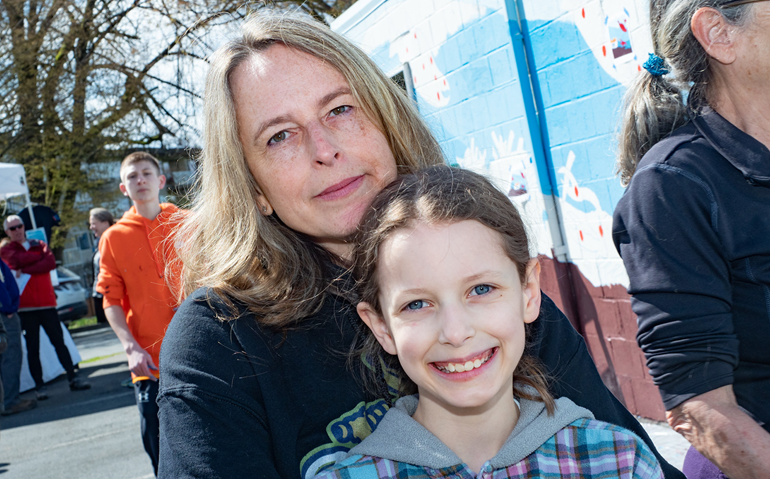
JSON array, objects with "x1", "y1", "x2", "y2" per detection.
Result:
[{"x1": 334, "y1": 0, "x2": 651, "y2": 288}]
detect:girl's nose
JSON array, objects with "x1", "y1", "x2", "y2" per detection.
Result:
[{"x1": 437, "y1": 306, "x2": 475, "y2": 347}]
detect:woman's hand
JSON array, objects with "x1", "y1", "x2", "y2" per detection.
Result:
[{"x1": 667, "y1": 385, "x2": 770, "y2": 479}]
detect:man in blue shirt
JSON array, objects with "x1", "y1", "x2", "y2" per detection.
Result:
[{"x1": 0, "y1": 252, "x2": 36, "y2": 415}]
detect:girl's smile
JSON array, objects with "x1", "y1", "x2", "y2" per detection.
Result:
[{"x1": 431, "y1": 347, "x2": 497, "y2": 378}]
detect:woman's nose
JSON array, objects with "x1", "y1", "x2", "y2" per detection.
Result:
[
  {"x1": 306, "y1": 123, "x2": 339, "y2": 166},
  {"x1": 437, "y1": 306, "x2": 475, "y2": 347}
]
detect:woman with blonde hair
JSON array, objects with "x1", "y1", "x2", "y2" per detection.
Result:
[
  {"x1": 613, "y1": 0, "x2": 770, "y2": 477},
  {"x1": 158, "y1": 10, "x2": 681, "y2": 479}
]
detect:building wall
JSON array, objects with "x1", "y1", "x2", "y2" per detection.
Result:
[{"x1": 333, "y1": 0, "x2": 664, "y2": 420}]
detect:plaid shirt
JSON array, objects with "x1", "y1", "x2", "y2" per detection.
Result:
[{"x1": 314, "y1": 419, "x2": 663, "y2": 478}]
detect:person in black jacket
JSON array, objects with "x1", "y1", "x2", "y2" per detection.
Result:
[
  {"x1": 614, "y1": 1, "x2": 770, "y2": 478},
  {"x1": 158, "y1": 10, "x2": 683, "y2": 479}
]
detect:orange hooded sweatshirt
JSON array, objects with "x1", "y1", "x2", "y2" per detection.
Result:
[{"x1": 96, "y1": 203, "x2": 183, "y2": 379}]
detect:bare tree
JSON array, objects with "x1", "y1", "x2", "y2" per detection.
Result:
[{"x1": 0, "y1": 0, "x2": 355, "y2": 246}]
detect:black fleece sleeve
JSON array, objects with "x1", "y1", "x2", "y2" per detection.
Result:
[
  {"x1": 533, "y1": 294, "x2": 685, "y2": 479},
  {"x1": 157, "y1": 290, "x2": 279, "y2": 479},
  {"x1": 613, "y1": 164, "x2": 737, "y2": 410}
]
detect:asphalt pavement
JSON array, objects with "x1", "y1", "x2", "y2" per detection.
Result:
[
  {"x1": 0, "y1": 323, "x2": 690, "y2": 478},
  {"x1": 0, "y1": 324, "x2": 154, "y2": 479}
]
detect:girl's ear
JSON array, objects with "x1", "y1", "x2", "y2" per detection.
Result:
[
  {"x1": 522, "y1": 259, "x2": 542, "y2": 324},
  {"x1": 357, "y1": 302, "x2": 398, "y2": 356}
]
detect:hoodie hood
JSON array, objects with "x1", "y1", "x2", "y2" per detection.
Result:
[
  {"x1": 118, "y1": 203, "x2": 180, "y2": 228},
  {"x1": 348, "y1": 393, "x2": 593, "y2": 470}
]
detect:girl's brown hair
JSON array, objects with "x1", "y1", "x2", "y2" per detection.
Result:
[{"x1": 352, "y1": 165, "x2": 555, "y2": 413}]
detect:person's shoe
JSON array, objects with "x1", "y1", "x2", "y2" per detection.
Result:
[
  {"x1": 69, "y1": 377, "x2": 91, "y2": 391},
  {"x1": 35, "y1": 386, "x2": 49, "y2": 400},
  {"x1": 1, "y1": 399, "x2": 37, "y2": 416}
]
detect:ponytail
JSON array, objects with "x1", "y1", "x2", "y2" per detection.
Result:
[{"x1": 617, "y1": 69, "x2": 687, "y2": 185}]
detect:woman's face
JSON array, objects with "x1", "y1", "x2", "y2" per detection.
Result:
[
  {"x1": 741, "y1": 3, "x2": 770, "y2": 80},
  {"x1": 89, "y1": 216, "x2": 111, "y2": 239},
  {"x1": 231, "y1": 44, "x2": 397, "y2": 258}
]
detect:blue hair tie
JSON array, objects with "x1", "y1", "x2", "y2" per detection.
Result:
[{"x1": 643, "y1": 53, "x2": 669, "y2": 77}]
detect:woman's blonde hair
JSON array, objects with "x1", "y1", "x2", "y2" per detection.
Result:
[
  {"x1": 174, "y1": 10, "x2": 444, "y2": 328},
  {"x1": 352, "y1": 165, "x2": 555, "y2": 413},
  {"x1": 616, "y1": 0, "x2": 755, "y2": 184}
]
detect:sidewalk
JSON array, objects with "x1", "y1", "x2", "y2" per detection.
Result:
[
  {"x1": 0, "y1": 324, "x2": 154, "y2": 479},
  {"x1": 640, "y1": 418, "x2": 691, "y2": 471}
]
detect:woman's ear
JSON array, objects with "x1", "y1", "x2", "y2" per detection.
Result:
[
  {"x1": 256, "y1": 195, "x2": 273, "y2": 216},
  {"x1": 691, "y1": 7, "x2": 738, "y2": 65},
  {"x1": 357, "y1": 302, "x2": 397, "y2": 356},
  {"x1": 522, "y1": 259, "x2": 542, "y2": 324}
]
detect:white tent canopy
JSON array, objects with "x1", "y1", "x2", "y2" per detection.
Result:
[
  {"x1": 0, "y1": 163, "x2": 29, "y2": 201},
  {"x1": 0, "y1": 162, "x2": 37, "y2": 229}
]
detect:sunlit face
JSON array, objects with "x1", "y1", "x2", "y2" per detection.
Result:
[
  {"x1": 4, "y1": 219, "x2": 25, "y2": 243},
  {"x1": 119, "y1": 161, "x2": 166, "y2": 205},
  {"x1": 739, "y1": 3, "x2": 770, "y2": 83},
  {"x1": 89, "y1": 216, "x2": 111, "y2": 239},
  {"x1": 231, "y1": 44, "x2": 397, "y2": 258},
  {"x1": 358, "y1": 220, "x2": 541, "y2": 417}
]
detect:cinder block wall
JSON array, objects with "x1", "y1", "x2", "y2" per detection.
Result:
[{"x1": 520, "y1": 0, "x2": 664, "y2": 420}]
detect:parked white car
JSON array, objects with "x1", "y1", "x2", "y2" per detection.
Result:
[{"x1": 55, "y1": 266, "x2": 89, "y2": 322}]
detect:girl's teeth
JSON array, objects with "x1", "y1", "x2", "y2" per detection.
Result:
[{"x1": 436, "y1": 351, "x2": 493, "y2": 373}]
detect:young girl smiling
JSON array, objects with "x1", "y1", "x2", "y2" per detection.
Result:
[{"x1": 315, "y1": 166, "x2": 663, "y2": 478}]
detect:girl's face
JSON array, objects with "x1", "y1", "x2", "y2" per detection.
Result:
[
  {"x1": 231, "y1": 44, "x2": 398, "y2": 258},
  {"x1": 357, "y1": 220, "x2": 541, "y2": 416}
]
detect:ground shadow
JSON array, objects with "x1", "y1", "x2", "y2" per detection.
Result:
[{"x1": 0, "y1": 356, "x2": 136, "y2": 431}]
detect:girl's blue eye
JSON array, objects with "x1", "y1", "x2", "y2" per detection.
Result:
[
  {"x1": 406, "y1": 300, "x2": 427, "y2": 311},
  {"x1": 268, "y1": 131, "x2": 289, "y2": 145},
  {"x1": 471, "y1": 284, "x2": 491, "y2": 296}
]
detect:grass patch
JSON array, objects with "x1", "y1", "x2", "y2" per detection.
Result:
[
  {"x1": 80, "y1": 352, "x2": 124, "y2": 364},
  {"x1": 68, "y1": 316, "x2": 98, "y2": 330}
]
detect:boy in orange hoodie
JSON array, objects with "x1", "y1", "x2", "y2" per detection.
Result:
[{"x1": 97, "y1": 152, "x2": 181, "y2": 475}]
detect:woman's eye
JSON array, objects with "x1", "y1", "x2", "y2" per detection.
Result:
[
  {"x1": 470, "y1": 284, "x2": 492, "y2": 296},
  {"x1": 329, "y1": 105, "x2": 351, "y2": 117},
  {"x1": 406, "y1": 300, "x2": 427, "y2": 311},
  {"x1": 268, "y1": 131, "x2": 289, "y2": 145}
]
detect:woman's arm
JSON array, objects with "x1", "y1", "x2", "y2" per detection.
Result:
[
  {"x1": 667, "y1": 385, "x2": 770, "y2": 479},
  {"x1": 613, "y1": 158, "x2": 762, "y2": 474},
  {"x1": 157, "y1": 290, "x2": 280, "y2": 478}
]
